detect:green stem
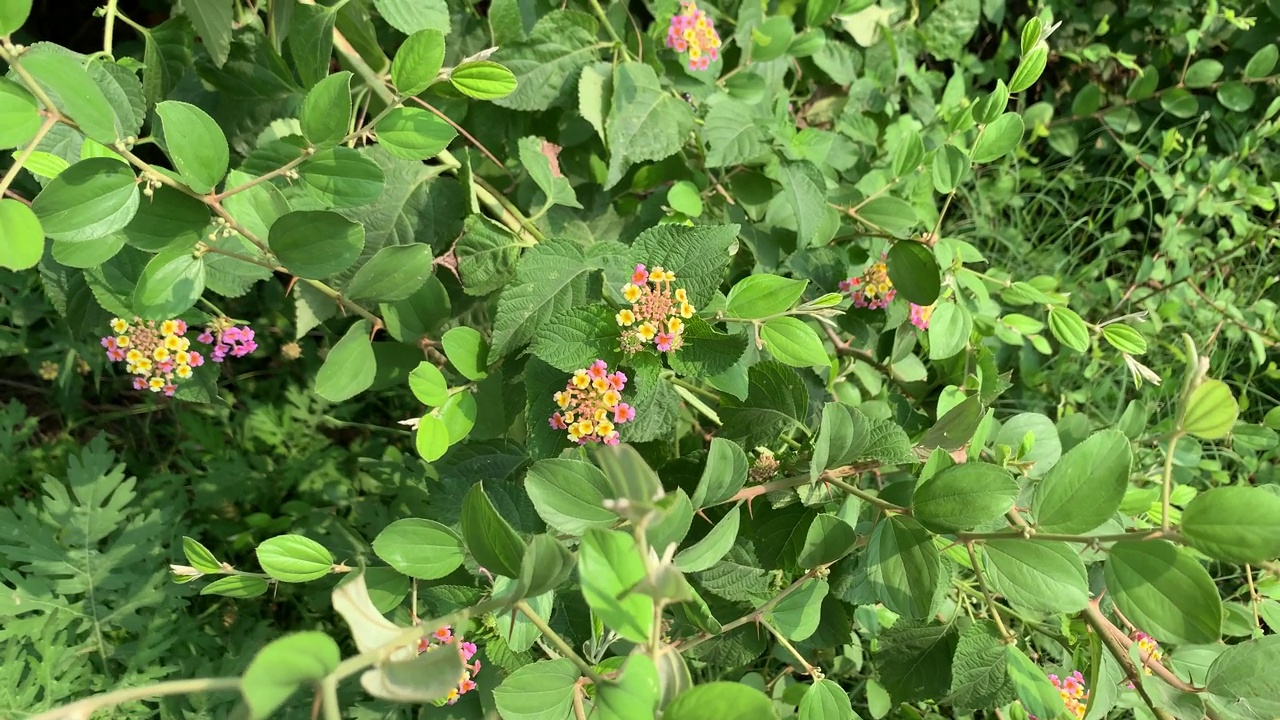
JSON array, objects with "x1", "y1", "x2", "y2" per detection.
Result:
[
  {"x1": 966, "y1": 542, "x2": 1013, "y2": 642},
  {"x1": 584, "y1": 0, "x2": 627, "y2": 50},
  {"x1": 516, "y1": 600, "x2": 605, "y2": 684},
  {"x1": 0, "y1": 113, "x2": 57, "y2": 196},
  {"x1": 822, "y1": 475, "x2": 906, "y2": 515},
  {"x1": 27, "y1": 677, "x2": 242, "y2": 720},
  {"x1": 958, "y1": 528, "x2": 1178, "y2": 544},
  {"x1": 679, "y1": 566, "x2": 826, "y2": 652},
  {"x1": 761, "y1": 620, "x2": 818, "y2": 676},
  {"x1": 1160, "y1": 431, "x2": 1183, "y2": 532},
  {"x1": 103, "y1": 0, "x2": 119, "y2": 57}
]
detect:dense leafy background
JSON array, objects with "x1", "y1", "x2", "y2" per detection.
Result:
[{"x1": 3, "y1": 0, "x2": 1280, "y2": 719}]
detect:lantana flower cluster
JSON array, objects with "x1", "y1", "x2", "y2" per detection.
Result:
[
  {"x1": 1126, "y1": 631, "x2": 1163, "y2": 688},
  {"x1": 197, "y1": 319, "x2": 259, "y2": 361},
  {"x1": 102, "y1": 317, "x2": 204, "y2": 396},
  {"x1": 665, "y1": 0, "x2": 721, "y2": 71},
  {"x1": 416, "y1": 625, "x2": 481, "y2": 705},
  {"x1": 1029, "y1": 670, "x2": 1088, "y2": 720},
  {"x1": 617, "y1": 264, "x2": 695, "y2": 354},
  {"x1": 549, "y1": 360, "x2": 635, "y2": 446},
  {"x1": 839, "y1": 255, "x2": 935, "y2": 330}
]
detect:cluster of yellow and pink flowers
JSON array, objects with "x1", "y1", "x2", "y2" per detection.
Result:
[
  {"x1": 1126, "y1": 631, "x2": 1163, "y2": 688},
  {"x1": 197, "y1": 319, "x2": 258, "y2": 361},
  {"x1": 549, "y1": 359, "x2": 634, "y2": 445},
  {"x1": 840, "y1": 255, "x2": 935, "y2": 330},
  {"x1": 665, "y1": 0, "x2": 721, "y2": 71},
  {"x1": 1029, "y1": 670, "x2": 1088, "y2": 720},
  {"x1": 416, "y1": 625, "x2": 481, "y2": 705},
  {"x1": 102, "y1": 317, "x2": 204, "y2": 396},
  {"x1": 618, "y1": 264, "x2": 695, "y2": 354}
]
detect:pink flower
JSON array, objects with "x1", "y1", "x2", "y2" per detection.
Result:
[
  {"x1": 909, "y1": 303, "x2": 934, "y2": 330},
  {"x1": 173, "y1": 319, "x2": 187, "y2": 335},
  {"x1": 613, "y1": 403, "x2": 635, "y2": 423},
  {"x1": 107, "y1": 348, "x2": 125, "y2": 362},
  {"x1": 188, "y1": 351, "x2": 204, "y2": 368},
  {"x1": 433, "y1": 626, "x2": 453, "y2": 643},
  {"x1": 655, "y1": 332, "x2": 674, "y2": 352},
  {"x1": 460, "y1": 641, "x2": 477, "y2": 661},
  {"x1": 132, "y1": 377, "x2": 147, "y2": 390},
  {"x1": 163, "y1": 384, "x2": 176, "y2": 397},
  {"x1": 588, "y1": 359, "x2": 609, "y2": 379},
  {"x1": 549, "y1": 413, "x2": 567, "y2": 430},
  {"x1": 631, "y1": 264, "x2": 649, "y2": 285},
  {"x1": 197, "y1": 331, "x2": 214, "y2": 344},
  {"x1": 608, "y1": 371, "x2": 627, "y2": 391},
  {"x1": 603, "y1": 433, "x2": 620, "y2": 446},
  {"x1": 101, "y1": 336, "x2": 115, "y2": 348}
]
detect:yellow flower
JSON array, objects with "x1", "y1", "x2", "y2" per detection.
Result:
[
  {"x1": 148, "y1": 377, "x2": 165, "y2": 391},
  {"x1": 134, "y1": 358, "x2": 153, "y2": 374},
  {"x1": 572, "y1": 370, "x2": 590, "y2": 388},
  {"x1": 651, "y1": 267, "x2": 671, "y2": 282},
  {"x1": 574, "y1": 420, "x2": 595, "y2": 437},
  {"x1": 164, "y1": 335, "x2": 182, "y2": 350},
  {"x1": 176, "y1": 351, "x2": 191, "y2": 365},
  {"x1": 689, "y1": 45, "x2": 702, "y2": 60},
  {"x1": 160, "y1": 320, "x2": 177, "y2": 336},
  {"x1": 153, "y1": 347, "x2": 170, "y2": 361},
  {"x1": 667, "y1": 317, "x2": 684, "y2": 335},
  {"x1": 115, "y1": 335, "x2": 130, "y2": 348},
  {"x1": 679, "y1": 302, "x2": 695, "y2": 318},
  {"x1": 616, "y1": 309, "x2": 636, "y2": 326},
  {"x1": 110, "y1": 318, "x2": 129, "y2": 333},
  {"x1": 563, "y1": 411, "x2": 576, "y2": 424},
  {"x1": 592, "y1": 377, "x2": 609, "y2": 393},
  {"x1": 638, "y1": 322, "x2": 657, "y2": 341},
  {"x1": 176, "y1": 365, "x2": 193, "y2": 379},
  {"x1": 595, "y1": 419, "x2": 615, "y2": 437},
  {"x1": 601, "y1": 389, "x2": 620, "y2": 408},
  {"x1": 675, "y1": 288, "x2": 688, "y2": 302},
  {"x1": 178, "y1": 337, "x2": 190, "y2": 351},
  {"x1": 594, "y1": 408, "x2": 608, "y2": 421},
  {"x1": 126, "y1": 349, "x2": 143, "y2": 364},
  {"x1": 554, "y1": 391, "x2": 570, "y2": 408},
  {"x1": 622, "y1": 284, "x2": 642, "y2": 303}
]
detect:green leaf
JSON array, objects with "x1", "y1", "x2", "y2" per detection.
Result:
[
  {"x1": 676, "y1": 507, "x2": 741, "y2": 572},
  {"x1": 455, "y1": 214, "x2": 522, "y2": 296},
  {"x1": 948, "y1": 621, "x2": 1014, "y2": 709},
  {"x1": 1205, "y1": 636, "x2": 1280, "y2": 720},
  {"x1": 525, "y1": 459, "x2": 616, "y2": 536},
  {"x1": 300, "y1": 71, "x2": 352, "y2": 148},
  {"x1": 441, "y1": 327, "x2": 488, "y2": 381},
  {"x1": 493, "y1": 659, "x2": 579, "y2": 720},
  {"x1": 1104, "y1": 540, "x2": 1222, "y2": 645},
  {"x1": 913, "y1": 463, "x2": 1019, "y2": 532},
  {"x1": 438, "y1": 391, "x2": 476, "y2": 444},
  {"x1": 133, "y1": 249, "x2": 205, "y2": 319},
  {"x1": 932, "y1": 143, "x2": 970, "y2": 193},
  {"x1": 592, "y1": 443, "x2": 662, "y2": 505},
  {"x1": 799, "y1": 679, "x2": 856, "y2": 720},
  {"x1": 372, "y1": 0, "x2": 449, "y2": 34},
  {"x1": 1160, "y1": 88, "x2": 1199, "y2": 118},
  {"x1": 256, "y1": 534, "x2": 334, "y2": 582},
  {"x1": 927, "y1": 302, "x2": 971, "y2": 359},
  {"x1": 1181, "y1": 379, "x2": 1239, "y2": 440},
  {"x1": 516, "y1": 534, "x2": 575, "y2": 599},
  {"x1": 664, "y1": 683, "x2": 775, "y2": 720},
  {"x1": 875, "y1": 620, "x2": 958, "y2": 704},
  {"x1": 19, "y1": 50, "x2": 121, "y2": 143},
  {"x1": 666, "y1": 180, "x2": 702, "y2": 217},
  {"x1": 391, "y1": 29, "x2": 446, "y2": 95},
  {"x1": 866, "y1": 515, "x2": 941, "y2": 619},
  {"x1": 595, "y1": 654, "x2": 661, "y2": 720},
  {"x1": 415, "y1": 415, "x2": 449, "y2": 461},
  {"x1": 725, "y1": 274, "x2": 807, "y2": 319},
  {"x1": 179, "y1": 0, "x2": 231, "y2": 66},
  {"x1": 892, "y1": 130, "x2": 925, "y2": 177},
  {"x1": 810, "y1": 402, "x2": 870, "y2": 481},
  {"x1": 859, "y1": 196, "x2": 918, "y2": 234},
  {"x1": 0, "y1": 199, "x2": 42, "y2": 270},
  {"x1": 580, "y1": 528, "x2": 653, "y2": 643},
  {"x1": 0, "y1": 78, "x2": 39, "y2": 149},
  {"x1": 154, "y1": 101, "x2": 229, "y2": 194},
  {"x1": 343, "y1": 244, "x2": 434, "y2": 302},
  {"x1": 13, "y1": 150, "x2": 68, "y2": 179},
  {"x1": 1102, "y1": 324, "x2": 1147, "y2": 355},
  {"x1": 493, "y1": 11, "x2": 600, "y2": 112},
  {"x1": 629, "y1": 223, "x2": 738, "y2": 307},
  {"x1": 372, "y1": 518, "x2": 464, "y2": 580},
  {"x1": 530, "y1": 304, "x2": 623, "y2": 372},
  {"x1": 973, "y1": 81, "x2": 1009, "y2": 126},
  {"x1": 1032, "y1": 429, "x2": 1131, "y2": 533},
  {"x1": 721, "y1": 361, "x2": 810, "y2": 449},
  {"x1": 0, "y1": 0, "x2": 32, "y2": 34},
  {"x1": 982, "y1": 540, "x2": 1089, "y2": 613},
  {"x1": 520, "y1": 136, "x2": 580, "y2": 210},
  {"x1": 605, "y1": 62, "x2": 696, "y2": 188},
  {"x1": 461, "y1": 483, "x2": 526, "y2": 578},
  {"x1": 767, "y1": 579, "x2": 827, "y2": 641},
  {"x1": 300, "y1": 146, "x2": 386, "y2": 208},
  {"x1": 32, "y1": 157, "x2": 138, "y2": 242},
  {"x1": 269, "y1": 210, "x2": 366, "y2": 279},
  {"x1": 703, "y1": 98, "x2": 767, "y2": 167},
  {"x1": 1008, "y1": 45, "x2": 1047, "y2": 93},
  {"x1": 182, "y1": 536, "x2": 222, "y2": 574},
  {"x1": 1245, "y1": 44, "x2": 1279, "y2": 79},
  {"x1": 1005, "y1": 646, "x2": 1066, "y2": 720},
  {"x1": 761, "y1": 316, "x2": 829, "y2": 367},
  {"x1": 286, "y1": 3, "x2": 339, "y2": 89},
  {"x1": 971, "y1": 112, "x2": 1024, "y2": 164},
  {"x1": 240, "y1": 632, "x2": 341, "y2": 720},
  {"x1": 780, "y1": 161, "x2": 828, "y2": 247},
  {"x1": 314, "y1": 320, "x2": 377, "y2": 402},
  {"x1": 449, "y1": 60, "x2": 518, "y2": 100},
  {"x1": 886, "y1": 241, "x2": 941, "y2": 305},
  {"x1": 1184, "y1": 58, "x2": 1223, "y2": 87},
  {"x1": 797, "y1": 513, "x2": 858, "y2": 567},
  {"x1": 360, "y1": 640, "x2": 466, "y2": 702},
  {"x1": 691, "y1": 437, "x2": 749, "y2": 508},
  {"x1": 201, "y1": 575, "x2": 270, "y2": 598},
  {"x1": 666, "y1": 317, "x2": 748, "y2": 379},
  {"x1": 1047, "y1": 305, "x2": 1090, "y2": 353},
  {"x1": 1180, "y1": 486, "x2": 1280, "y2": 564}
]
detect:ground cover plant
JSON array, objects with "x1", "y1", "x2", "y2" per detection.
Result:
[{"x1": 2, "y1": 0, "x2": 1280, "y2": 718}]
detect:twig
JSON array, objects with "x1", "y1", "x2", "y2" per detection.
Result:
[{"x1": 966, "y1": 542, "x2": 1014, "y2": 642}]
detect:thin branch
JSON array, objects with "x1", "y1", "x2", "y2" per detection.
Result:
[
  {"x1": 26, "y1": 677, "x2": 242, "y2": 720},
  {"x1": 516, "y1": 600, "x2": 604, "y2": 685},
  {"x1": 822, "y1": 324, "x2": 916, "y2": 398},
  {"x1": 966, "y1": 542, "x2": 1014, "y2": 642}
]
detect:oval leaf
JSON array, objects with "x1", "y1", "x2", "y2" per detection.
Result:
[
  {"x1": 1181, "y1": 379, "x2": 1238, "y2": 440},
  {"x1": 1104, "y1": 540, "x2": 1222, "y2": 646},
  {"x1": 32, "y1": 157, "x2": 138, "y2": 242},
  {"x1": 155, "y1": 101, "x2": 229, "y2": 194},
  {"x1": 1032, "y1": 429, "x2": 1131, "y2": 533},
  {"x1": 314, "y1": 320, "x2": 377, "y2": 402},
  {"x1": 1180, "y1": 486, "x2": 1280, "y2": 564},
  {"x1": 372, "y1": 518, "x2": 465, "y2": 579},
  {"x1": 913, "y1": 462, "x2": 1019, "y2": 533},
  {"x1": 256, "y1": 534, "x2": 334, "y2": 582},
  {"x1": 269, "y1": 210, "x2": 365, "y2": 279},
  {"x1": 886, "y1": 241, "x2": 941, "y2": 306}
]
